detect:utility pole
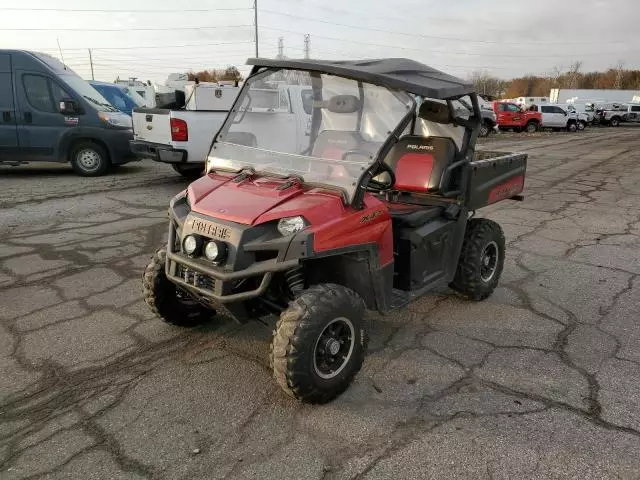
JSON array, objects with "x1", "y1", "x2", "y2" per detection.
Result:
[
  {"x1": 304, "y1": 34, "x2": 310, "y2": 59},
  {"x1": 88, "y1": 49, "x2": 95, "y2": 80},
  {"x1": 277, "y1": 37, "x2": 284, "y2": 59},
  {"x1": 254, "y1": 0, "x2": 259, "y2": 57}
]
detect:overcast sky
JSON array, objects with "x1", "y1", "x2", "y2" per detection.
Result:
[{"x1": 1, "y1": 0, "x2": 638, "y2": 85}]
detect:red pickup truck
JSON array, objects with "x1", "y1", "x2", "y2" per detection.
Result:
[{"x1": 493, "y1": 102, "x2": 542, "y2": 133}]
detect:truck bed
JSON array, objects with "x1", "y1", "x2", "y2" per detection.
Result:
[
  {"x1": 132, "y1": 108, "x2": 228, "y2": 164},
  {"x1": 466, "y1": 150, "x2": 528, "y2": 210}
]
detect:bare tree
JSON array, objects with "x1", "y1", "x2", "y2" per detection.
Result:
[
  {"x1": 567, "y1": 61, "x2": 583, "y2": 88},
  {"x1": 613, "y1": 61, "x2": 625, "y2": 89},
  {"x1": 467, "y1": 70, "x2": 506, "y2": 99}
]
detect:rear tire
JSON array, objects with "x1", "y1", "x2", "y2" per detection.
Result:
[
  {"x1": 70, "y1": 141, "x2": 110, "y2": 176},
  {"x1": 567, "y1": 122, "x2": 578, "y2": 133},
  {"x1": 577, "y1": 121, "x2": 586, "y2": 131},
  {"x1": 172, "y1": 164, "x2": 203, "y2": 179},
  {"x1": 271, "y1": 283, "x2": 366, "y2": 403},
  {"x1": 478, "y1": 122, "x2": 491, "y2": 138},
  {"x1": 450, "y1": 219, "x2": 505, "y2": 301},
  {"x1": 142, "y1": 247, "x2": 215, "y2": 327},
  {"x1": 610, "y1": 117, "x2": 621, "y2": 127},
  {"x1": 525, "y1": 121, "x2": 538, "y2": 133}
]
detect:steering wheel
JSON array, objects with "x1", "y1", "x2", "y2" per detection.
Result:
[
  {"x1": 341, "y1": 149, "x2": 373, "y2": 162},
  {"x1": 340, "y1": 150, "x2": 395, "y2": 191},
  {"x1": 367, "y1": 161, "x2": 395, "y2": 192}
]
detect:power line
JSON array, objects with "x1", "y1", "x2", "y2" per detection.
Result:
[
  {"x1": 0, "y1": 7, "x2": 252, "y2": 13},
  {"x1": 260, "y1": 26, "x2": 640, "y2": 58},
  {"x1": 265, "y1": 0, "x2": 637, "y2": 46},
  {"x1": 37, "y1": 41, "x2": 255, "y2": 51},
  {"x1": 93, "y1": 50, "x2": 256, "y2": 62},
  {"x1": 3, "y1": 24, "x2": 253, "y2": 32}
]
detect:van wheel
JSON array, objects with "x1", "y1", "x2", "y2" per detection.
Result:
[{"x1": 70, "y1": 141, "x2": 110, "y2": 176}]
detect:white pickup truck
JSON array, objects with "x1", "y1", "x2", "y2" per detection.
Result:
[
  {"x1": 129, "y1": 84, "x2": 313, "y2": 177},
  {"x1": 129, "y1": 84, "x2": 239, "y2": 177}
]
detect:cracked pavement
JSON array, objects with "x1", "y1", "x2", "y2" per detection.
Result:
[{"x1": 1, "y1": 128, "x2": 640, "y2": 479}]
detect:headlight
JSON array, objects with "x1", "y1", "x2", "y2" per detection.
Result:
[
  {"x1": 204, "y1": 240, "x2": 227, "y2": 263},
  {"x1": 277, "y1": 216, "x2": 307, "y2": 236},
  {"x1": 98, "y1": 111, "x2": 133, "y2": 128},
  {"x1": 182, "y1": 235, "x2": 201, "y2": 255}
]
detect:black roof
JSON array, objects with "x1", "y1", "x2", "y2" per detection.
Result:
[{"x1": 246, "y1": 58, "x2": 474, "y2": 99}]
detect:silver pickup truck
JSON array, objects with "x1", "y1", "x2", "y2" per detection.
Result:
[{"x1": 130, "y1": 84, "x2": 313, "y2": 177}]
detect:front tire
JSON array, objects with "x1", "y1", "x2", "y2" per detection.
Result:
[
  {"x1": 577, "y1": 121, "x2": 586, "y2": 131},
  {"x1": 450, "y1": 219, "x2": 505, "y2": 301},
  {"x1": 142, "y1": 247, "x2": 215, "y2": 327},
  {"x1": 70, "y1": 141, "x2": 110, "y2": 176},
  {"x1": 525, "y1": 121, "x2": 538, "y2": 133},
  {"x1": 478, "y1": 122, "x2": 491, "y2": 138},
  {"x1": 271, "y1": 284, "x2": 366, "y2": 403},
  {"x1": 610, "y1": 117, "x2": 621, "y2": 127},
  {"x1": 567, "y1": 122, "x2": 578, "y2": 133}
]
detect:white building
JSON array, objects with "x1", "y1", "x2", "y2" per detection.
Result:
[{"x1": 550, "y1": 89, "x2": 640, "y2": 105}]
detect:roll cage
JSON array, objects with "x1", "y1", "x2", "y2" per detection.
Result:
[{"x1": 215, "y1": 58, "x2": 483, "y2": 209}]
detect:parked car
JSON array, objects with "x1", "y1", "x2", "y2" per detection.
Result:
[
  {"x1": 0, "y1": 50, "x2": 135, "y2": 176},
  {"x1": 129, "y1": 84, "x2": 312, "y2": 177},
  {"x1": 595, "y1": 103, "x2": 627, "y2": 127},
  {"x1": 565, "y1": 103, "x2": 596, "y2": 124},
  {"x1": 89, "y1": 81, "x2": 147, "y2": 116},
  {"x1": 492, "y1": 101, "x2": 542, "y2": 133},
  {"x1": 527, "y1": 104, "x2": 581, "y2": 132},
  {"x1": 457, "y1": 97, "x2": 497, "y2": 137},
  {"x1": 624, "y1": 104, "x2": 640, "y2": 123}
]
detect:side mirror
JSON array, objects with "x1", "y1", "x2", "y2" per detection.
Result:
[{"x1": 59, "y1": 99, "x2": 77, "y2": 114}]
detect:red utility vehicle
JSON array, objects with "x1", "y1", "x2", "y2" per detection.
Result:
[
  {"x1": 493, "y1": 101, "x2": 542, "y2": 133},
  {"x1": 143, "y1": 58, "x2": 528, "y2": 403}
]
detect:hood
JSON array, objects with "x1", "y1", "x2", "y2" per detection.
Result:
[{"x1": 188, "y1": 173, "x2": 345, "y2": 226}]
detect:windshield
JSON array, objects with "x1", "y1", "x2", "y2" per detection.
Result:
[
  {"x1": 208, "y1": 68, "x2": 413, "y2": 201},
  {"x1": 121, "y1": 87, "x2": 146, "y2": 107},
  {"x1": 59, "y1": 75, "x2": 118, "y2": 112},
  {"x1": 92, "y1": 84, "x2": 145, "y2": 115}
]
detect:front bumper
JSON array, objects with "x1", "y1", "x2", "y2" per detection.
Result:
[
  {"x1": 104, "y1": 128, "x2": 138, "y2": 165},
  {"x1": 130, "y1": 140, "x2": 187, "y2": 164},
  {"x1": 164, "y1": 208, "x2": 302, "y2": 304}
]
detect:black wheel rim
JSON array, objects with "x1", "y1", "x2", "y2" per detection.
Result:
[
  {"x1": 480, "y1": 241, "x2": 499, "y2": 283},
  {"x1": 313, "y1": 317, "x2": 355, "y2": 379}
]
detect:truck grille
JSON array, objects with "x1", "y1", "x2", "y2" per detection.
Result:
[{"x1": 176, "y1": 264, "x2": 216, "y2": 292}]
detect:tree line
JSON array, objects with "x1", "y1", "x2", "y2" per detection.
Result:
[
  {"x1": 187, "y1": 66, "x2": 243, "y2": 83},
  {"x1": 469, "y1": 62, "x2": 640, "y2": 99}
]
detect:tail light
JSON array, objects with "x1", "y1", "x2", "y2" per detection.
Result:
[{"x1": 170, "y1": 118, "x2": 188, "y2": 142}]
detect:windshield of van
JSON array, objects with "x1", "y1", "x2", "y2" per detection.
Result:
[
  {"x1": 121, "y1": 87, "x2": 146, "y2": 107},
  {"x1": 59, "y1": 75, "x2": 118, "y2": 112},
  {"x1": 208, "y1": 68, "x2": 413, "y2": 201}
]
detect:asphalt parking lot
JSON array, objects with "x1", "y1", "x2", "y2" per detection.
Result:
[{"x1": 1, "y1": 127, "x2": 640, "y2": 479}]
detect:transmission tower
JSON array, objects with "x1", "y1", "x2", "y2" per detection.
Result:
[
  {"x1": 277, "y1": 37, "x2": 284, "y2": 59},
  {"x1": 304, "y1": 34, "x2": 310, "y2": 59}
]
